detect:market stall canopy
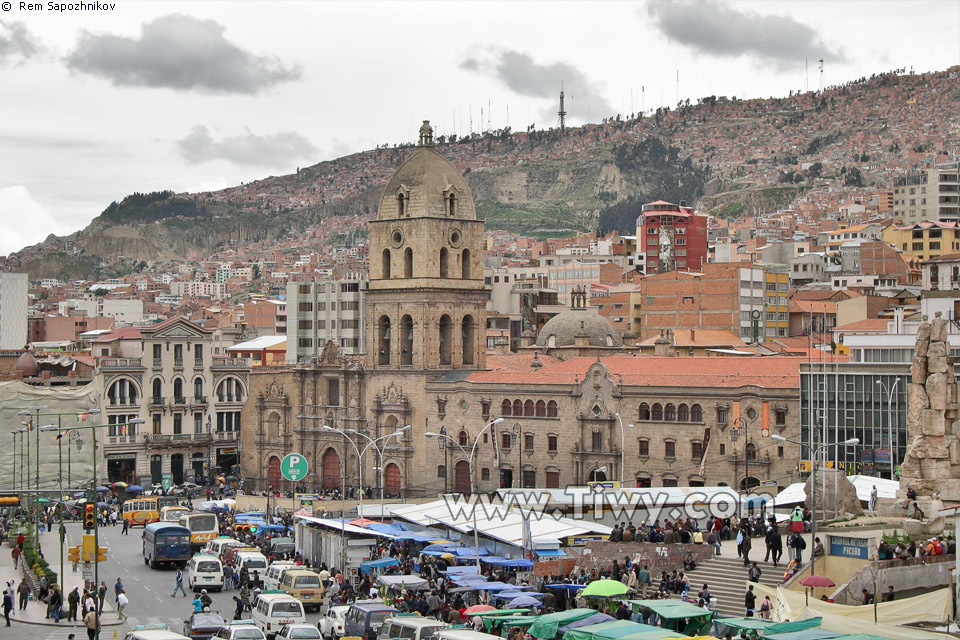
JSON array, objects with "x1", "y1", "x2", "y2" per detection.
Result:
[
  {"x1": 562, "y1": 620, "x2": 658, "y2": 640},
  {"x1": 360, "y1": 558, "x2": 399, "y2": 574},
  {"x1": 509, "y1": 596, "x2": 544, "y2": 608},
  {"x1": 558, "y1": 613, "x2": 616, "y2": 634},
  {"x1": 581, "y1": 580, "x2": 631, "y2": 598},
  {"x1": 529, "y1": 609, "x2": 598, "y2": 639},
  {"x1": 377, "y1": 575, "x2": 429, "y2": 590}
]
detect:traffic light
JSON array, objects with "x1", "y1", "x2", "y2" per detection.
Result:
[
  {"x1": 97, "y1": 546, "x2": 108, "y2": 562},
  {"x1": 83, "y1": 504, "x2": 95, "y2": 530},
  {"x1": 68, "y1": 546, "x2": 79, "y2": 563}
]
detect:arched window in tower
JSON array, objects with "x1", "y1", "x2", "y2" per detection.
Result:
[
  {"x1": 378, "y1": 315, "x2": 392, "y2": 366},
  {"x1": 400, "y1": 315, "x2": 413, "y2": 366},
  {"x1": 501, "y1": 399, "x2": 512, "y2": 416},
  {"x1": 382, "y1": 249, "x2": 391, "y2": 279},
  {"x1": 461, "y1": 248, "x2": 471, "y2": 279},
  {"x1": 447, "y1": 193, "x2": 457, "y2": 217},
  {"x1": 440, "y1": 248, "x2": 449, "y2": 278},
  {"x1": 461, "y1": 315, "x2": 475, "y2": 365},
  {"x1": 439, "y1": 314, "x2": 452, "y2": 366},
  {"x1": 513, "y1": 399, "x2": 523, "y2": 416},
  {"x1": 404, "y1": 248, "x2": 413, "y2": 278},
  {"x1": 397, "y1": 193, "x2": 406, "y2": 217},
  {"x1": 152, "y1": 378, "x2": 162, "y2": 403}
]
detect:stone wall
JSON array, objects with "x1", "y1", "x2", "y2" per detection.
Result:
[
  {"x1": 832, "y1": 553, "x2": 954, "y2": 605},
  {"x1": 575, "y1": 541, "x2": 715, "y2": 574}
]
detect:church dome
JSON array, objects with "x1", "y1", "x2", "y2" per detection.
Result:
[
  {"x1": 535, "y1": 308, "x2": 624, "y2": 348},
  {"x1": 377, "y1": 121, "x2": 476, "y2": 220},
  {"x1": 14, "y1": 351, "x2": 38, "y2": 376}
]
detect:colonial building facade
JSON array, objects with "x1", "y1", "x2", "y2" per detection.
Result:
[
  {"x1": 240, "y1": 122, "x2": 805, "y2": 495},
  {"x1": 98, "y1": 317, "x2": 250, "y2": 485}
]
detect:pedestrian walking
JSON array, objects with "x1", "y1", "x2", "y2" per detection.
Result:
[
  {"x1": 83, "y1": 608, "x2": 98, "y2": 640},
  {"x1": 121, "y1": 518, "x2": 129, "y2": 535},
  {"x1": 233, "y1": 595, "x2": 245, "y2": 620},
  {"x1": 10, "y1": 545, "x2": 20, "y2": 570},
  {"x1": 68, "y1": 587, "x2": 80, "y2": 621},
  {"x1": 16, "y1": 579, "x2": 29, "y2": 611},
  {"x1": 741, "y1": 528, "x2": 752, "y2": 566},
  {"x1": 50, "y1": 586, "x2": 62, "y2": 623},
  {"x1": 117, "y1": 590, "x2": 128, "y2": 621},
  {"x1": 869, "y1": 485, "x2": 878, "y2": 511},
  {"x1": 97, "y1": 581, "x2": 107, "y2": 615},
  {"x1": 172, "y1": 568, "x2": 187, "y2": 597},
  {"x1": 745, "y1": 585, "x2": 756, "y2": 617},
  {"x1": 114, "y1": 578, "x2": 123, "y2": 605},
  {"x1": 2, "y1": 589, "x2": 12, "y2": 626},
  {"x1": 637, "y1": 565, "x2": 651, "y2": 598}
]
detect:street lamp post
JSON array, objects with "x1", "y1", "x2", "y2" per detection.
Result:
[
  {"x1": 613, "y1": 413, "x2": 634, "y2": 485},
  {"x1": 426, "y1": 416, "x2": 505, "y2": 572},
  {"x1": 46, "y1": 418, "x2": 144, "y2": 640},
  {"x1": 39, "y1": 424, "x2": 66, "y2": 597},
  {"x1": 322, "y1": 426, "x2": 365, "y2": 522},
  {"x1": 67, "y1": 431, "x2": 83, "y2": 490},
  {"x1": 773, "y1": 434, "x2": 859, "y2": 576},
  {"x1": 875, "y1": 379, "x2": 901, "y2": 479},
  {"x1": 340, "y1": 426, "x2": 411, "y2": 521},
  {"x1": 206, "y1": 416, "x2": 213, "y2": 486}
]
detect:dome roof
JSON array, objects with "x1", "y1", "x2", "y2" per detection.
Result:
[
  {"x1": 377, "y1": 122, "x2": 476, "y2": 221},
  {"x1": 535, "y1": 308, "x2": 624, "y2": 348},
  {"x1": 14, "y1": 351, "x2": 38, "y2": 376}
]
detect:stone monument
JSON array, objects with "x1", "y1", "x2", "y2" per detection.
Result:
[{"x1": 899, "y1": 312, "x2": 960, "y2": 507}]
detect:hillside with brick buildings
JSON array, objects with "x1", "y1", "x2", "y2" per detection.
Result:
[{"x1": 5, "y1": 66, "x2": 959, "y2": 279}]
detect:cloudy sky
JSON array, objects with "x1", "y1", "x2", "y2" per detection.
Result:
[{"x1": 1, "y1": 0, "x2": 958, "y2": 255}]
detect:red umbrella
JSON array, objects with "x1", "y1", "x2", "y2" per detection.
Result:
[
  {"x1": 800, "y1": 575, "x2": 836, "y2": 588},
  {"x1": 464, "y1": 605, "x2": 495, "y2": 615}
]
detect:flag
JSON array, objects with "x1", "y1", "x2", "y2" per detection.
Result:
[
  {"x1": 491, "y1": 420, "x2": 500, "y2": 467},
  {"x1": 76, "y1": 412, "x2": 88, "y2": 422},
  {"x1": 522, "y1": 516, "x2": 533, "y2": 560},
  {"x1": 699, "y1": 426, "x2": 711, "y2": 476}
]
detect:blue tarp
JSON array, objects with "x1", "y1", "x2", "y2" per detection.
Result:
[
  {"x1": 536, "y1": 549, "x2": 567, "y2": 557},
  {"x1": 484, "y1": 557, "x2": 535, "y2": 568},
  {"x1": 472, "y1": 581, "x2": 515, "y2": 591},
  {"x1": 360, "y1": 558, "x2": 400, "y2": 574},
  {"x1": 558, "y1": 613, "x2": 616, "y2": 634},
  {"x1": 546, "y1": 584, "x2": 588, "y2": 590},
  {"x1": 444, "y1": 566, "x2": 479, "y2": 575}
]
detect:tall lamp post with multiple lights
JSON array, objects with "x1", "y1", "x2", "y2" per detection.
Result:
[
  {"x1": 613, "y1": 413, "x2": 634, "y2": 484},
  {"x1": 45, "y1": 417, "x2": 144, "y2": 640},
  {"x1": 426, "y1": 416, "x2": 505, "y2": 572},
  {"x1": 772, "y1": 433, "x2": 859, "y2": 576},
  {"x1": 322, "y1": 425, "x2": 411, "y2": 520}
]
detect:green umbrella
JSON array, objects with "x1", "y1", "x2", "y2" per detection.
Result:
[
  {"x1": 580, "y1": 579, "x2": 631, "y2": 598},
  {"x1": 36, "y1": 497, "x2": 51, "y2": 503}
]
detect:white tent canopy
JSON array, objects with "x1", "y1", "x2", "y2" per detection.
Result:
[
  {"x1": 378, "y1": 575, "x2": 429, "y2": 590},
  {"x1": 771, "y1": 475, "x2": 900, "y2": 507}
]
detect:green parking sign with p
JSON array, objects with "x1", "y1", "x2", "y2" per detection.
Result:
[{"x1": 281, "y1": 453, "x2": 309, "y2": 481}]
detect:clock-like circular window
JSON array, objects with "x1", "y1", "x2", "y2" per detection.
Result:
[
  {"x1": 391, "y1": 230, "x2": 404, "y2": 247},
  {"x1": 449, "y1": 229, "x2": 462, "y2": 248}
]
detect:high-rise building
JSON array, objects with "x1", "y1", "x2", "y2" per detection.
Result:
[
  {"x1": 634, "y1": 200, "x2": 709, "y2": 274},
  {"x1": 893, "y1": 161, "x2": 960, "y2": 222},
  {"x1": 0, "y1": 272, "x2": 28, "y2": 350},
  {"x1": 285, "y1": 274, "x2": 367, "y2": 361}
]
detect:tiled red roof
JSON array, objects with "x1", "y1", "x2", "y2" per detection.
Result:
[
  {"x1": 92, "y1": 327, "x2": 142, "y2": 342},
  {"x1": 835, "y1": 318, "x2": 889, "y2": 332},
  {"x1": 467, "y1": 355, "x2": 805, "y2": 388}
]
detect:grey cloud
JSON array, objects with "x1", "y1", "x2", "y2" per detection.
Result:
[
  {"x1": 461, "y1": 50, "x2": 614, "y2": 121},
  {"x1": 66, "y1": 14, "x2": 301, "y2": 94},
  {"x1": 177, "y1": 126, "x2": 317, "y2": 167},
  {"x1": 647, "y1": 1, "x2": 847, "y2": 70},
  {"x1": 0, "y1": 21, "x2": 41, "y2": 65}
]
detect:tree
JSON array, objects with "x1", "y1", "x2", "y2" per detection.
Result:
[{"x1": 844, "y1": 167, "x2": 864, "y2": 187}]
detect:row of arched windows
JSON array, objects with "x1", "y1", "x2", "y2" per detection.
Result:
[
  {"x1": 639, "y1": 403, "x2": 703, "y2": 422},
  {"x1": 378, "y1": 314, "x2": 476, "y2": 367},
  {"x1": 381, "y1": 248, "x2": 471, "y2": 280},
  {"x1": 500, "y1": 399, "x2": 559, "y2": 418},
  {"x1": 145, "y1": 376, "x2": 244, "y2": 403},
  {"x1": 396, "y1": 192, "x2": 458, "y2": 218}
]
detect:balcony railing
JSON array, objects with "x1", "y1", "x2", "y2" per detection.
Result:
[
  {"x1": 147, "y1": 433, "x2": 212, "y2": 444},
  {"x1": 108, "y1": 397, "x2": 138, "y2": 406},
  {"x1": 194, "y1": 359, "x2": 204, "y2": 369},
  {"x1": 99, "y1": 358, "x2": 143, "y2": 369},
  {"x1": 107, "y1": 434, "x2": 139, "y2": 444},
  {"x1": 193, "y1": 396, "x2": 207, "y2": 405},
  {"x1": 150, "y1": 396, "x2": 164, "y2": 406},
  {"x1": 215, "y1": 430, "x2": 238, "y2": 441},
  {"x1": 152, "y1": 358, "x2": 162, "y2": 369},
  {"x1": 216, "y1": 395, "x2": 244, "y2": 404},
  {"x1": 173, "y1": 358, "x2": 184, "y2": 369},
  {"x1": 212, "y1": 356, "x2": 251, "y2": 369},
  {"x1": 173, "y1": 396, "x2": 187, "y2": 406}
]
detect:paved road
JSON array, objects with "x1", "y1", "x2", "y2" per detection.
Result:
[{"x1": 30, "y1": 519, "x2": 325, "y2": 640}]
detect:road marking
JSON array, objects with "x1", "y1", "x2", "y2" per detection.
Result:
[
  {"x1": 144, "y1": 586, "x2": 152, "y2": 592},
  {"x1": 156, "y1": 595, "x2": 163, "y2": 602}
]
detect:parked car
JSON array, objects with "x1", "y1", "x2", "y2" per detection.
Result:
[{"x1": 216, "y1": 621, "x2": 268, "y2": 640}]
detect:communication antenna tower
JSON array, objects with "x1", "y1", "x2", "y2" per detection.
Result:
[
  {"x1": 558, "y1": 84, "x2": 567, "y2": 134},
  {"x1": 818, "y1": 58, "x2": 824, "y2": 92}
]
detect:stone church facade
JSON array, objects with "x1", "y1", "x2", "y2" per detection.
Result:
[{"x1": 241, "y1": 122, "x2": 805, "y2": 496}]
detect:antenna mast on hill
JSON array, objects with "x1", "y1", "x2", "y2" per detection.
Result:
[
  {"x1": 805, "y1": 58, "x2": 809, "y2": 92},
  {"x1": 818, "y1": 58, "x2": 824, "y2": 92},
  {"x1": 558, "y1": 84, "x2": 567, "y2": 134}
]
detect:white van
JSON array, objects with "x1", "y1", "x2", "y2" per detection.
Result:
[
  {"x1": 380, "y1": 616, "x2": 447, "y2": 640},
  {"x1": 236, "y1": 550, "x2": 270, "y2": 587},
  {"x1": 204, "y1": 536, "x2": 242, "y2": 559},
  {"x1": 187, "y1": 553, "x2": 224, "y2": 592},
  {"x1": 124, "y1": 622, "x2": 191, "y2": 640},
  {"x1": 430, "y1": 631, "x2": 501, "y2": 640},
  {"x1": 263, "y1": 561, "x2": 295, "y2": 591},
  {"x1": 252, "y1": 592, "x2": 306, "y2": 639}
]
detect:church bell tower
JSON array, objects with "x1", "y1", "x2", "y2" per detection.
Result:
[{"x1": 366, "y1": 121, "x2": 487, "y2": 371}]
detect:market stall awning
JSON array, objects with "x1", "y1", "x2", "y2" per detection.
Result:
[
  {"x1": 529, "y1": 609, "x2": 599, "y2": 639},
  {"x1": 377, "y1": 575, "x2": 428, "y2": 590},
  {"x1": 360, "y1": 558, "x2": 399, "y2": 574},
  {"x1": 562, "y1": 620, "x2": 658, "y2": 640}
]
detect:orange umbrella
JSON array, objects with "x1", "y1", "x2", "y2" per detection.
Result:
[{"x1": 464, "y1": 605, "x2": 496, "y2": 615}]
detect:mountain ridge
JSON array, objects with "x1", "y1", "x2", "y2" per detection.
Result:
[{"x1": 5, "y1": 66, "x2": 959, "y2": 280}]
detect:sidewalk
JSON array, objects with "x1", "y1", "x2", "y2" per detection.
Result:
[{"x1": 0, "y1": 529, "x2": 120, "y2": 628}]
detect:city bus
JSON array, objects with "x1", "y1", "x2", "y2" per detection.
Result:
[
  {"x1": 123, "y1": 496, "x2": 182, "y2": 526},
  {"x1": 178, "y1": 512, "x2": 220, "y2": 550},
  {"x1": 142, "y1": 522, "x2": 192, "y2": 569},
  {"x1": 160, "y1": 506, "x2": 191, "y2": 522}
]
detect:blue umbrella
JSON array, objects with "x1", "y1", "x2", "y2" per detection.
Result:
[
  {"x1": 126, "y1": 485, "x2": 143, "y2": 492},
  {"x1": 508, "y1": 596, "x2": 542, "y2": 608},
  {"x1": 96, "y1": 486, "x2": 109, "y2": 492}
]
